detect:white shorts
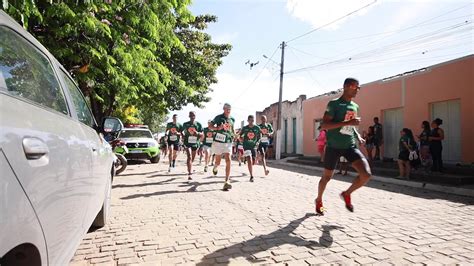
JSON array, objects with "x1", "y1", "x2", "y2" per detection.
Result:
[
  {"x1": 202, "y1": 145, "x2": 212, "y2": 153},
  {"x1": 212, "y1": 142, "x2": 233, "y2": 155}
]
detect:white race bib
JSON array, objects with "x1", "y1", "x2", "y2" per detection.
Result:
[
  {"x1": 188, "y1": 136, "x2": 197, "y2": 144},
  {"x1": 169, "y1": 135, "x2": 178, "y2": 141},
  {"x1": 340, "y1": 126, "x2": 354, "y2": 136},
  {"x1": 261, "y1": 136, "x2": 269, "y2": 143},
  {"x1": 206, "y1": 137, "x2": 214, "y2": 144},
  {"x1": 215, "y1": 133, "x2": 226, "y2": 142}
]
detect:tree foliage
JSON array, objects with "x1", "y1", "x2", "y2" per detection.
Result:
[{"x1": 2, "y1": 0, "x2": 231, "y2": 128}]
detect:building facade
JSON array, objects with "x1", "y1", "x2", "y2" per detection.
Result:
[
  {"x1": 303, "y1": 55, "x2": 474, "y2": 163},
  {"x1": 257, "y1": 94, "x2": 306, "y2": 155}
]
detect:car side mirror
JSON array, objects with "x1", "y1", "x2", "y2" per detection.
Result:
[{"x1": 101, "y1": 117, "x2": 123, "y2": 134}]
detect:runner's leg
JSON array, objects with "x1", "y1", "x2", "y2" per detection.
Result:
[
  {"x1": 246, "y1": 153, "x2": 253, "y2": 180},
  {"x1": 224, "y1": 153, "x2": 231, "y2": 182},
  {"x1": 186, "y1": 147, "x2": 192, "y2": 176},
  {"x1": 260, "y1": 146, "x2": 269, "y2": 175},
  {"x1": 345, "y1": 158, "x2": 371, "y2": 195}
]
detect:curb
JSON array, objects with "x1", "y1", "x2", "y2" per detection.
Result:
[{"x1": 269, "y1": 160, "x2": 474, "y2": 198}]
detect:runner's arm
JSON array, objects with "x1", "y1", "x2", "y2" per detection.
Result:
[{"x1": 320, "y1": 113, "x2": 360, "y2": 130}]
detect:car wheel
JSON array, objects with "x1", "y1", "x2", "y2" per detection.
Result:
[
  {"x1": 92, "y1": 175, "x2": 112, "y2": 228},
  {"x1": 150, "y1": 154, "x2": 160, "y2": 164},
  {"x1": 115, "y1": 153, "x2": 127, "y2": 175}
]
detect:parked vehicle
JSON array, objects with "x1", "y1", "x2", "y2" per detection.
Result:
[
  {"x1": 0, "y1": 10, "x2": 121, "y2": 266},
  {"x1": 115, "y1": 125, "x2": 160, "y2": 163}
]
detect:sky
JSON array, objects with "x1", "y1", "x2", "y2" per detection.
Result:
[{"x1": 166, "y1": 0, "x2": 474, "y2": 129}]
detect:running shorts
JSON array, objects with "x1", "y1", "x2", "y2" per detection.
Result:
[{"x1": 324, "y1": 146, "x2": 365, "y2": 170}]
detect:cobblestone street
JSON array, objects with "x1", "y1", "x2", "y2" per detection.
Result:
[{"x1": 70, "y1": 158, "x2": 474, "y2": 265}]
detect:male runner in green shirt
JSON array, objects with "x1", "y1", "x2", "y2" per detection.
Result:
[
  {"x1": 240, "y1": 115, "x2": 269, "y2": 182},
  {"x1": 182, "y1": 111, "x2": 203, "y2": 180},
  {"x1": 209, "y1": 103, "x2": 235, "y2": 191},
  {"x1": 316, "y1": 78, "x2": 371, "y2": 215},
  {"x1": 258, "y1": 115, "x2": 273, "y2": 175},
  {"x1": 165, "y1": 114, "x2": 182, "y2": 172},
  {"x1": 201, "y1": 120, "x2": 215, "y2": 172}
]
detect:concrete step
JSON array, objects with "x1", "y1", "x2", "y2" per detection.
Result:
[{"x1": 287, "y1": 158, "x2": 474, "y2": 186}]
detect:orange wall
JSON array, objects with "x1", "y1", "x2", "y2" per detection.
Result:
[{"x1": 302, "y1": 55, "x2": 474, "y2": 162}]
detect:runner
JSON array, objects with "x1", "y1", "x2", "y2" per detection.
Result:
[
  {"x1": 165, "y1": 114, "x2": 182, "y2": 172},
  {"x1": 235, "y1": 131, "x2": 245, "y2": 166},
  {"x1": 182, "y1": 111, "x2": 203, "y2": 180},
  {"x1": 315, "y1": 77, "x2": 371, "y2": 215},
  {"x1": 159, "y1": 136, "x2": 168, "y2": 158},
  {"x1": 240, "y1": 115, "x2": 263, "y2": 182},
  {"x1": 257, "y1": 115, "x2": 272, "y2": 175},
  {"x1": 201, "y1": 120, "x2": 215, "y2": 172},
  {"x1": 209, "y1": 103, "x2": 236, "y2": 191}
]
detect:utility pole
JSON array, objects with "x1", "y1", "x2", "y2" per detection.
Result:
[{"x1": 275, "y1": 41, "x2": 285, "y2": 160}]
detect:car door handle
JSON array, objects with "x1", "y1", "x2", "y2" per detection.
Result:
[{"x1": 23, "y1": 137, "x2": 49, "y2": 160}]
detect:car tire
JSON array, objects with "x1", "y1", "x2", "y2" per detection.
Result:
[
  {"x1": 92, "y1": 175, "x2": 111, "y2": 228},
  {"x1": 115, "y1": 153, "x2": 127, "y2": 175},
  {"x1": 150, "y1": 154, "x2": 160, "y2": 164}
]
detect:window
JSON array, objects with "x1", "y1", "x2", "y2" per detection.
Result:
[
  {"x1": 59, "y1": 70, "x2": 95, "y2": 128},
  {"x1": 0, "y1": 26, "x2": 68, "y2": 115},
  {"x1": 119, "y1": 130, "x2": 153, "y2": 139}
]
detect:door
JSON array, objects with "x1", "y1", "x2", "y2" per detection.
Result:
[
  {"x1": 383, "y1": 108, "x2": 404, "y2": 159},
  {"x1": 292, "y1": 118, "x2": 297, "y2": 154},
  {"x1": 431, "y1": 100, "x2": 461, "y2": 162},
  {"x1": 0, "y1": 26, "x2": 93, "y2": 264},
  {"x1": 284, "y1": 119, "x2": 288, "y2": 153}
]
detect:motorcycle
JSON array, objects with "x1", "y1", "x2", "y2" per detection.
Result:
[{"x1": 110, "y1": 139, "x2": 128, "y2": 175}]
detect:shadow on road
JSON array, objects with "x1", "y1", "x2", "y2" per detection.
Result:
[
  {"x1": 197, "y1": 213, "x2": 343, "y2": 265},
  {"x1": 112, "y1": 178, "x2": 178, "y2": 189},
  {"x1": 269, "y1": 163, "x2": 474, "y2": 205},
  {"x1": 120, "y1": 180, "x2": 240, "y2": 200}
]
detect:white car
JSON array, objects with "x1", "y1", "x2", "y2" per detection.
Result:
[{"x1": 0, "y1": 11, "x2": 122, "y2": 265}]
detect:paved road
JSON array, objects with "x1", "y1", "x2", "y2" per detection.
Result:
[{"x1": 70, "y1": 158, "x2": 474, "y2": 265}]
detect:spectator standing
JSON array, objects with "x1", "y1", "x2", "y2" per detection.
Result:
[
  {"x1": 373, "y1": 117, "x2": 383, "y2": 160},
  {"x1": 316, "y1": 127, "x2": 327, "y2": 163},
  {"x1": 364, "y1": 126, "x2": 375, "y2": 162},
  {"x1": 397, "y1": 128, "x2": 415, "y2": 179},
  {"x1": 429, "y1": 118, "x2": 444, "y2": 172},
  {"x1": 417, "y1": 121, "x2": 431, "y2": 171}
]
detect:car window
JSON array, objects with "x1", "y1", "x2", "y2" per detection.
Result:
[
  {"x1": 119, "y1": 130, "x2": 153, "y2": 139},
  {"x1": 0, "y1": 26, "x2": 68, "y2": 115},
  {"x1": 59, "y1": 69, "x2": 95, "y2": 128}
]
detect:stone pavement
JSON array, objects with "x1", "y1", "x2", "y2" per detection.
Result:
[{"x1": 70, "y1": 158, "x2": 474, "y2": 265}]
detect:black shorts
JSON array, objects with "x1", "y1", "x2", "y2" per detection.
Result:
[
  {"x1": 258, "y1": 143, "x2": 269, "y2": 154},
  {"x1": 185, "y1": 145, "x2": 199, "y2": 151},
  {"x1": 398, "y1": 150, "x2": 409, "y2": 161},
  {"x1": 167, "y1": 142, "x2": 179, "y2": 151},
  {"x1": 324, "y1": 146, "x2": 365, "y2": 170}
]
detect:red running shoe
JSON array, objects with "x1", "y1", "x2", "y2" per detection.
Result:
[
  {"x1": 340, "y1": 192, "x2": 354, "y2": 212},
  {"x1": 315, "y1": 199, "x2": 325, "y2": 215}
]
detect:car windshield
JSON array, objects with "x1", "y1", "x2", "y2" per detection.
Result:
[{"x1": 119, "y1": 130, "x2": 152, "y2": 139}]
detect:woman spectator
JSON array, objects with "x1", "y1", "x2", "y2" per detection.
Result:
[
  {"x1": 316, "y1": 127, "x2": 327, "y2": 163},
  {"x1": 417, "y1": 121, "x2": 431, "y2": 170},
  {"x1": 429, "y1": 118, "x2": 444, "y2": 172},
  {"x1": 397, "y1": 128, "x2": 415, "y2": 179},
  {"x1": 364, "y1": 126, "x2": 375, "y2": 162}
]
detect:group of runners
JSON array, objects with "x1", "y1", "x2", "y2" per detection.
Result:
[
  {"x1": 161, "y1": 104, "x2": 272, "y2": 191},
  {"x1": 161, "y1": 77, "x2": 372, "y2": 215}
]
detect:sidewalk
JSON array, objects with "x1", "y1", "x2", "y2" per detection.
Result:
[{"x1": 269, "y1": 158, "x2": 474, "y2": 198}]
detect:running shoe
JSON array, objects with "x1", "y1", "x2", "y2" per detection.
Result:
[
  {"x1": 239, "y1": 162, "x2": 241, "y2": 167},
  {"x1": 168, "y1": 166, "x2": 171, "y2": 173},
  {"x1": 249, "y1": 176, "x2": 254, "y2": 182},
  {"x1": 213, "y1": 167, "x2": 218, "y2": 176},
  {"x1": 265, "y1": 170, "x2": 270, "y2": 176},
  {"x1": 315, "y1": 199, "x2": 325, "y2": 215},
  {"x1": 223, "y1": 182, "x2": 232, "y2": 191},
  {"x1": 204, "y1": 166, "x2": 208, "y2": 172},
  {"x1": 340, "y1": 192, "x2": 354, "y2": 212},
  {"x1": 188, "y1": 175, "x2": 192, "y2": 181}
]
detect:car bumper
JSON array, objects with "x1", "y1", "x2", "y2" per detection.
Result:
[{"x1": 123, "y1": 147, "x2": 159, "y2": 160}]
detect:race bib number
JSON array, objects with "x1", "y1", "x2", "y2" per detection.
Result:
[
  {"x1": 261, "y1": 136, "x2": 269, "y2": 143},
  {"x1": 215, "y1": 133, "x2": 226, "y2": 142},
  {"x1": 206, "y1": 137, "x2": 214, "y2": 143},
  {"x1": 188, "y1": 136, "x2": 197, "y2": 144},
  {"x1": 169, "y1": 135, "x2": 178, "y2": 141},
  {"x1": 340, "y1": 111, "x2": 356, "y2": 136}
]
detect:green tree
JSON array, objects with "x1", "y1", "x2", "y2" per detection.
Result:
[{"x1": 2, "y1": 1, "x2": 231, "y2": 124}]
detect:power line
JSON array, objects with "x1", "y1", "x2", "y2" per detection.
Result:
[
  {"x1": 234, "y1": 45, "x2": 280, "y2": 103},
  {"x1": 286, "y1": 0, "x2": 378, "y2": 43}
]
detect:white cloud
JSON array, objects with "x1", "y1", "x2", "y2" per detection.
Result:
[
  {"x1": 212, "y1": 32, "x2": 239, "y2": 44},
  {"x1": 286, "y1": 0, "x2": 378, "y2": 30}
]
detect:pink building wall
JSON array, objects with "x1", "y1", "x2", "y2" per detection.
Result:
[{"x1": 303, "y1": 55, "x2": 474, "y2": 163}]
